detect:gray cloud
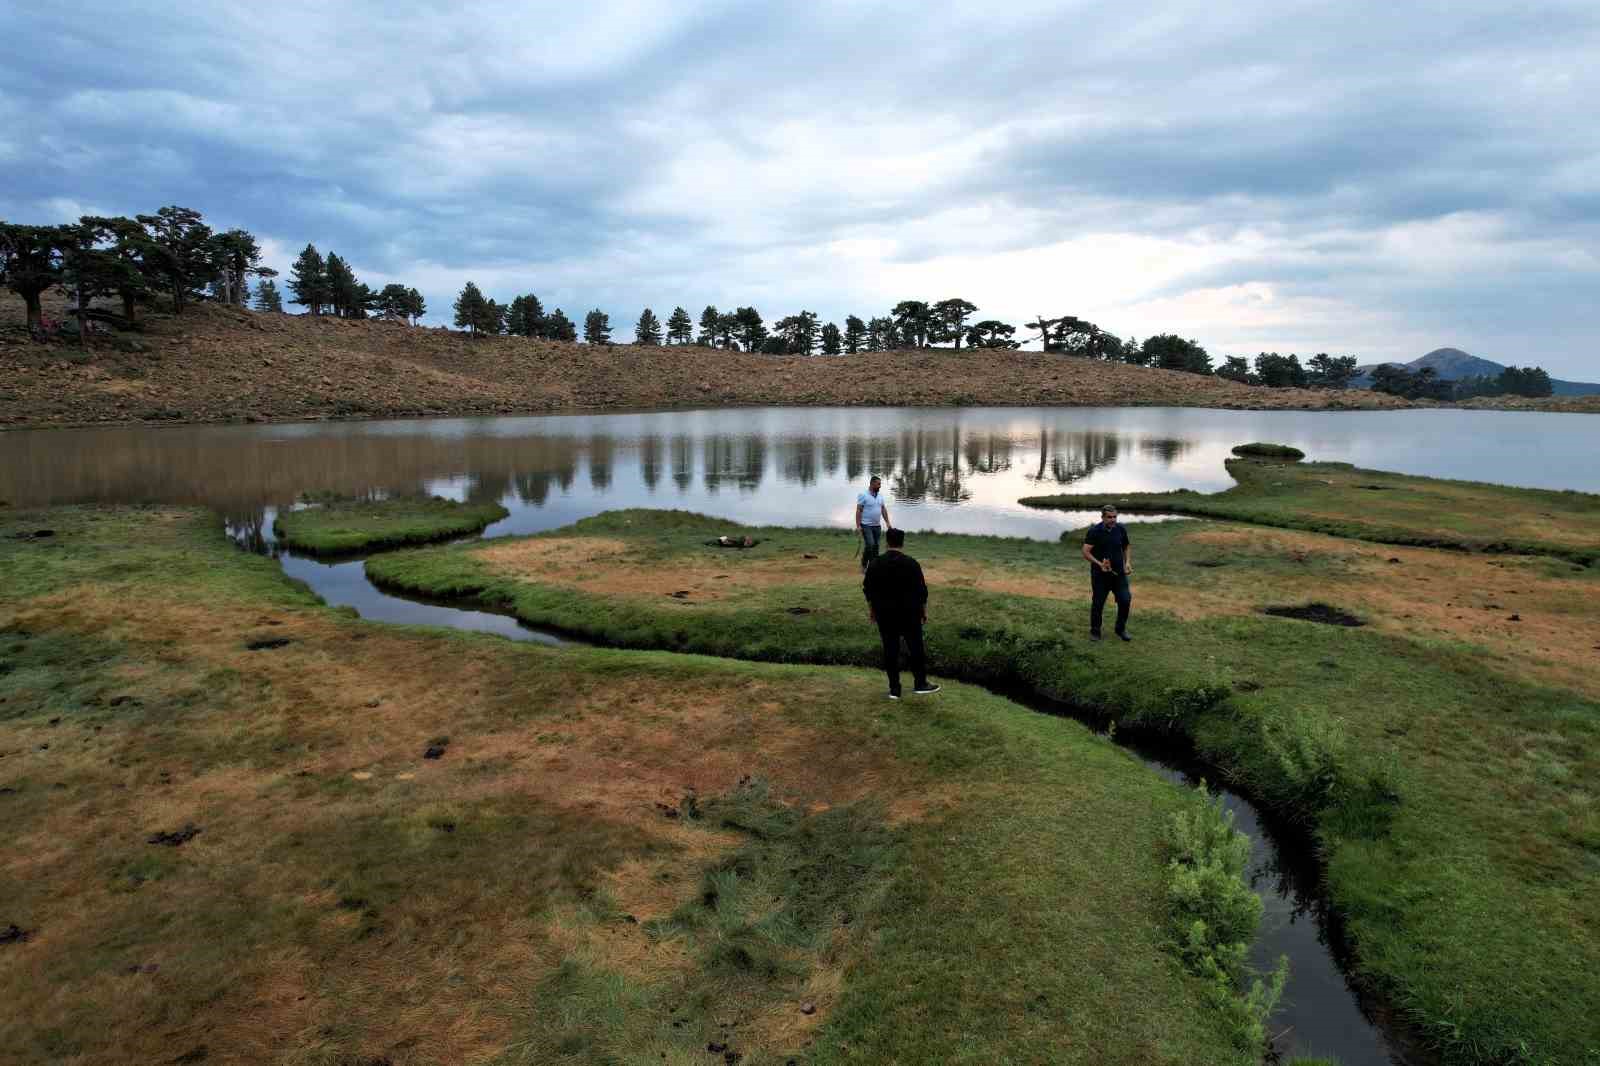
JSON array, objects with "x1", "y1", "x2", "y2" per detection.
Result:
[{"x1": 3, "y1": 1, "x2": 1597, "y2": 376}]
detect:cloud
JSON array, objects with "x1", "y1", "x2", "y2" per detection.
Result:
[{"x1": 4, "y1": 1, "x2": 1598, "y2": 376}]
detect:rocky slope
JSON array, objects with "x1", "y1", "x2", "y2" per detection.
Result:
[{"x1": 2, "y1": 293, "x2": 1413, "y2": 428}]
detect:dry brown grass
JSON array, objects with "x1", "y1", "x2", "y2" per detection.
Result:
[{"x1": 1, "y1": 583, "x2": 953, "y2": 1064}]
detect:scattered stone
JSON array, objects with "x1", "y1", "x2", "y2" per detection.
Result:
[
  {"x1": 707, "y1": 1043, "x2": 728, "y2": 1054},
  {"x1": 800, "y1": 1001, "x2": 816, "y2": 1015},
  {"x1": 655, "y1": 801, "x2": 680, "y2": 819},
  {"x1": 423, "y1": 744, "x2": 447, "y2": 759},
  {"x1": 1508, "y1": 614, "x2": 1521, "y2": 622},
  {"x1": 245, "y1": 637, "x2": 292, "y2": 651},
  {"x1": 668, "y1": 590, "x2": 692, "y2": 599},
  {"x1": 366, "y1": 697, "x2": 381, "y2": 707},
  {"x1": 801, "y1": 553, "x2": 818, "y2": 559},
  {"x1": 1387, "y1": 557, "x2": 1401, "y2": 564},
  {"x1": 147, "y1": 824, "x2": 201, "y2": 847},
  {"x1": 351, "y1": 771, "x2": 373, "y2": 781},
  {"x1": 1, "y1": 923, "x2": 32, "y2": 945}
]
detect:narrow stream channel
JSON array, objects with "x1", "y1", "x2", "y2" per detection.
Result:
[{"x1": 234, "y1": 514, "x2": 1428, "y2": 1066}]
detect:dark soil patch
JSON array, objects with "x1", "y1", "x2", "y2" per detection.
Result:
[
  {"x1": 245, "y1": 637, "x2": 292, "y2": 651},
  {"x1": 1189, "y1": 559, "x2": 1228, "y2": 568},
  {"x1": 168, "y1": 1046, "x2": 208, "y2": 1064},
  {"x1": 1262, "y1": 603, "x2": 1365, "y2": 627},
  {"x1": 1, "y1": 923, "x2": 33, "y2": 945},
  {"x1": 785, "y1": 606, "x2": 812, "y2": 615},
  {"x1": 147, "y1": 824, "x2": 202, "y2": 846}
]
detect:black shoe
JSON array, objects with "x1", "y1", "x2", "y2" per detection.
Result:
[
  {"x1": 887, "y1": 692, "x2": 902, "y2": 701},
  {"x1": 1117, "y1": 631, "x2": 1132, "y2": 642},
  {"x1": 1089, "y1": 631, "x2": 1102, "y2": 641},
  {"x1": 913, "y1": 683, "x2": 941, "y2": 695}
]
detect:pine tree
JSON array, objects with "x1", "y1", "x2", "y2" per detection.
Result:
[
  {"x1": 697, "y1": 305, "x2": 720, "y2": 347},
  {"x1": 634, "y1": 307, "x2": 663, "y2": 345},
  {"x1": 820, "y1": 322, "x2": 843, "y2": 355},
  {"x1": 546, "y1": 308, "x2": 577, "y2": 341},
  {"x1": 287, "y1": 244, "x2": 328, "y2": 315},
  {"x1": 255, "y1": 278, "x2": 284, "y2": 312},
  {"x1": 505, "y1": 293, "x2": 545, "y2": 337},
  {"x1": 666, "y1": 306, "x2": 693, "y2": 344},
  {"x1": 324, "y1": 253, "x2": 363, "y2": 318},
  {"x1": 932, "y1": 298, "x2": 978, "y2": 348},
  {"x1": 134, "y1": 205, "x2": 213, "y2": 315},
  {"x1": 734, "y1": 307, "x2": 766, "y2": 353},
  {"x1": 481, "y1": 299, "x2": 506, "y2": 335},
  {"x1": 843, "y1": 315, "x2": 867, "y2": 354},
  {"x1": 406, "y1": 287, "x2": 426, "y2": 325},
  {"x1": 583, "y1": 309, "x2": 612, "y2": 345},
  {"x1": 454, "y1": 281, "x2": 488, "y2": 335}
]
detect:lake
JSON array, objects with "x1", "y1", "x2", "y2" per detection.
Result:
[{"x1": 4, "y1": 407, "x2": 1597, "y2": 541}]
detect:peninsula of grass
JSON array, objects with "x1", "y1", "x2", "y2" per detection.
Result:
[
  {"x1": 366, "y1": 507, "x2": 1600, "y2": 1065},
  {"x1": 1021, "y1": 454, "x2": 1600, "y2": 564},
  {"x1": 272, "y1": 494, "x2": 508, "y2": 554},
  {"x1": 0, "y1": 505, "x2": 1270, "y2": 1065},
  {"x1": 1231, "y1": 442, "x2": 1304, "y2": 460}
]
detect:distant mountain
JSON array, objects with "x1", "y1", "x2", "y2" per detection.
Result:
[{"x1": 1352, "y1": 347, "x2": 1600, "y2": 396}]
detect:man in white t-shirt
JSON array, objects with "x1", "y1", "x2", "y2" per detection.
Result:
[{"x1": 855, "y1": 475, "x2": 892, "y2": 571}]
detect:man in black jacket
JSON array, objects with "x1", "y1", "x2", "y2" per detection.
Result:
[
  {"x1": 862, "y1": 527, "x2": 941, "y2": 700},
  {"x1": 1081, "y1": 505, "x2": 1133, "y2": 641}
]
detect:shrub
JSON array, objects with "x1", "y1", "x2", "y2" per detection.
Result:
[{"x1": 1231, "y1": 442, "x2": 1305, "y2": 460}]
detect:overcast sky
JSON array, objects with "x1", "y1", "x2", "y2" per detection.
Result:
[{"x1": 5, "y1": 1, "x2": 1597, "y2": 375}]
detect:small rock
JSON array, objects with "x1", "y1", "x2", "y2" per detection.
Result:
[
  {"x1": 707, "y1": 1043, "x2": 727, "y2": 1054},
  {"x1": 800, "y1": 1001, "x2": 816, "y2": 1015},
  {"x1": 245, "y1": 637, "x2": 291, "y2": 651},
  {"x1": 1386, "y1": 557, "x2": 1401, "y2": 564},
  {"x1": 366, "y1": 698, "x2": 381, "y2": 708},
  {"x1": 423, "y1": 745, "x2": 446, "y2": 760},
  {"x1": 1508, "y1": 614, "x2": 1521, "y2": 621},
  {"x1": 351, "y1": 771, "x2": 373, "y2": 781}
]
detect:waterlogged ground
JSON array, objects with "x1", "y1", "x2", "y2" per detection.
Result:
[
  {"x1": 0, "y1": 507, "x2": 1259, "y2": 1066},
  {"x1": 365, "y1": 505, "x2": 1600, "y2": 1066}
]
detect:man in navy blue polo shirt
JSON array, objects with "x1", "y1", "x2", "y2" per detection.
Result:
[{"x1": 1081, "y1": 505, "x2": 1133, "y2": 641}]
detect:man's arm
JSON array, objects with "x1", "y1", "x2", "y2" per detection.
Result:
[
  {"x1": 881, "y1": 502, "x2": 891, "y2": 530},
  {"x1": 1082, "y1": 529, "x2": 1111, "y2": 571},
  {"x1": 1124, "y1": 542, "x2": 1133, "y2": 575},
  {"x1": 855, "y1": 501, "x2": 863, "y2": 532},
  {"x1": 915, "y1": 559, "x2": 928, "y2": 621}
]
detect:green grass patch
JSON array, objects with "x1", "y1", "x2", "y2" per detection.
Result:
[
  {"x1": 1231, "y1": 442, "x2": 1305, "y2": 460},
  {"x1": 368, "y1": 508, "x2": 1600, "y2": 1065},
  {"x1": 1021, "y1": 453, "x2": 1600, "y2": 564},
  {"x1": 272, "y1": 494, "x2": 508, "y2": 553},
  {"x1": 0, "y1": 504, "x2": 1254, "y2": 1065}
]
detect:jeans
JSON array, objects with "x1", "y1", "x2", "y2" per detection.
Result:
[
  {"x1": 877, "y1": 616, "x2": 928, "y2": 696},
  {"x1": 1090, "y1": 569, "x2": 1131, "y2": 635},
  {"x1": 860, "y1": 524, "x2": 882, "y2": 570}
]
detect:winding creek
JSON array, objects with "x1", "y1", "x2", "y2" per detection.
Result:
[{"x1": 10, "y1": 405, "x2": 1600, "y2": 1064}]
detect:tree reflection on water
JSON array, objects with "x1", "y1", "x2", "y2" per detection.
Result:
[{"x1": 1, "y1": 415, "x2": 1202, "y2": 542}]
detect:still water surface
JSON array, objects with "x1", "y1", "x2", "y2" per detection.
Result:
[
  {"x1": 4, "y1": 406, "x2": 1596, "y2": 540},
  {"x1": 7, "y1": 405, "x2": 1589, "y2": 1065}
]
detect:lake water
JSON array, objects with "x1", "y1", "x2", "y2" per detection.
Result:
[
  {"x1": 4, "y1": 407, "x2": 1597, "y2": 541},
  {"x1": 6, "y1": 404, "x2": 1590, "y2": 1066}
]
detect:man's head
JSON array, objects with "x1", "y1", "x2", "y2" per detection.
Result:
[
  {"x1": 1100, "y1": 505, "x2": 1118, "y2": 526},
  {"x1": 886, "y1": 527, "x2": 906, "y2": 550},
  {"x1": 868, "y1": 475, "x2": 881, "y2": 495}
]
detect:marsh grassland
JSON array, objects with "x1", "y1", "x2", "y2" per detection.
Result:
[
  {"x1": 1, "y1": 507, "x2": 1264, "y2": 1065},
  {"x1": 273, "y1": 495, "x2": 510, "y2": 554},
  {"x1": 366, "y1": 467, "x2": 1600, "y2": 1065}
]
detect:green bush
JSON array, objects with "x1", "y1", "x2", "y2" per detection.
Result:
[{"x1": 1231, "y1": 442, "x2": 1306, "y2": 460}]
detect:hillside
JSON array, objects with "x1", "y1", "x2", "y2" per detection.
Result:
[
  {"x1": 0, "y1": 293, "x2": 1409, "y2": 428},
  {"x1": 1354, "y1": 346, "x2": 1600, "y2": 396}
]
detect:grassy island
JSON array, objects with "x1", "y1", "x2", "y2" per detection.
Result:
[
  {"x1": 365, "y1": 500, "x2": 1600, "y2": 1065},
  {"x1": 1, "y1": 505, "x2": 1273, "y2": 1065},
  {"x1": 1022, "y1": 455, "x2": 1600, "y2": 564},
  {"x1": 1230, "y1": 442, "x2": 1305, "y2": 460},
  {"x1": 272, "y1": 495, "x2": 509, "y2": 554}
]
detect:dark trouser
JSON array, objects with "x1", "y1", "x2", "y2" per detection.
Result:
[
  {"x1": 877, "y1": 616, "x2": 927, "y2": 696},
  {"x1": 860, "y1": 524, "x2": 882, "y2": 570},
  {"x1": 1090, "y1": 569, "x2": 1131, "y2": 635}
]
